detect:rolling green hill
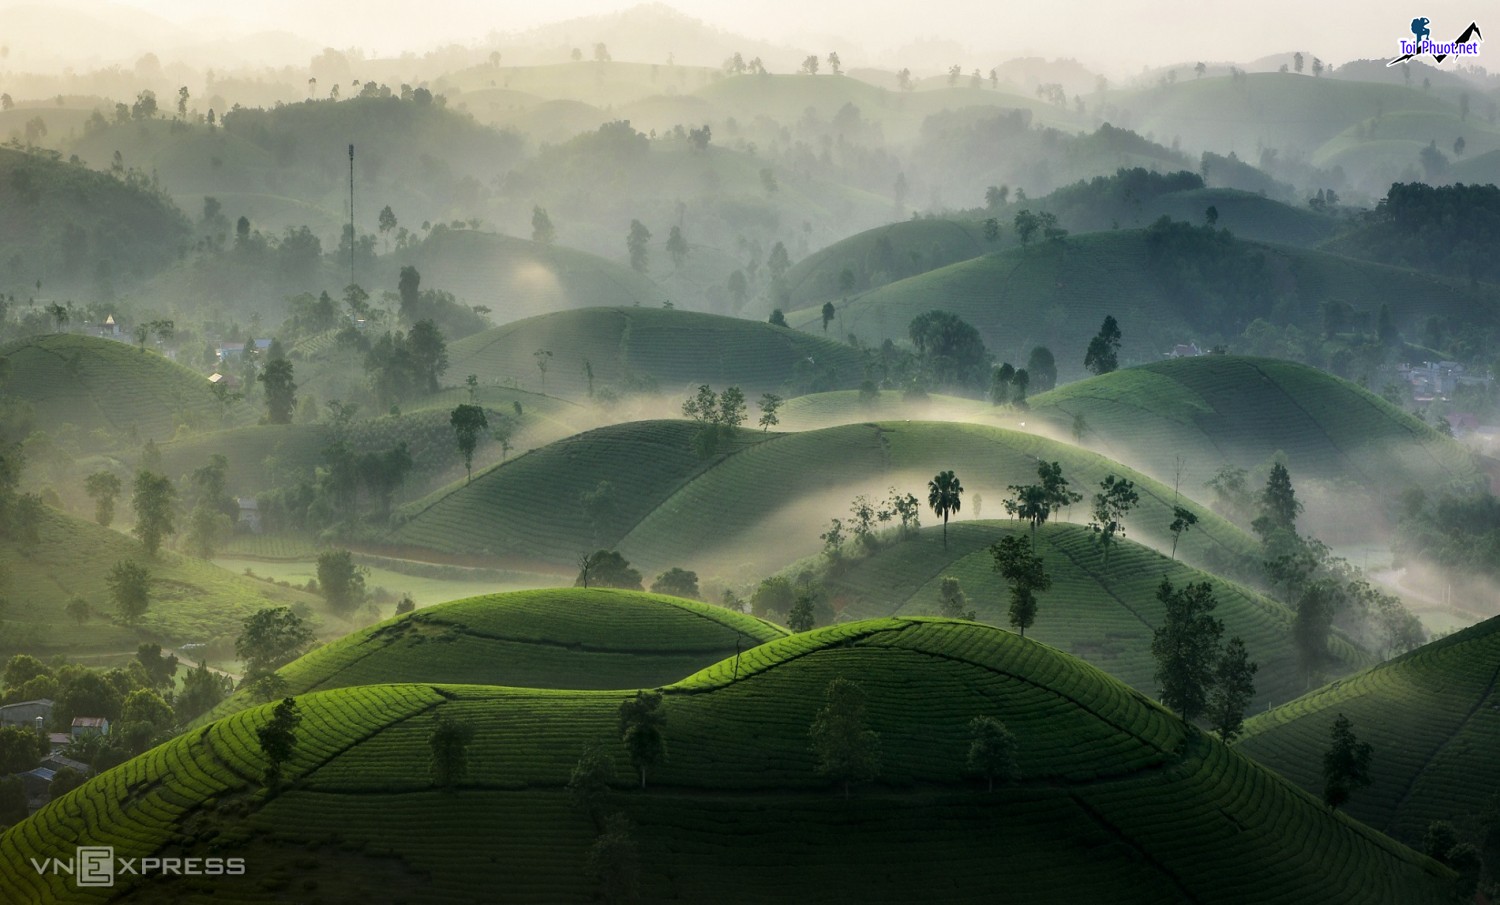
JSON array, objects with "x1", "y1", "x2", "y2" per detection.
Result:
[
  {"x1": 157, "y1": 385, "x2": 588, "y2": 502},
  {"x1": 816, "y1": 521, "x2": 1369, "y2": 708},
  {"x1": 0, "y1": 504, "x2": 320, "y2": 658},
  {"x1": 203, "y1": 588, "x2": 787, "y2": 721},
  {"x1": 376, "y1": 227, "x2": 669, "y2": 323},
  {"x1": 1027, "y1": 356, "x2": 1478, "y2": 539},
  {"x1": 1237, "y1": 614, "x2": 1500, "y2": 844},
  {"x1": 0, "y1": 146, "x2": 190, "y2": 295},
  {"x1": 447, "y1": 306, "x2": 869, "y2": 398},
  {"x1": 0, "y1": 333, "x2": 229, "y2": 441},
  {"x1": 781, "y1": 217, "x2": 991, "y2": 308},
  {"x1": 0, "y1": 619, "x2": 1450, "y2": 903},
  {"x1": 790, "y1": 229, "x2": 1500, "y2": 379},
  {"x1": 389, "y1": 419, "x2": 1256, "y2": 580}
]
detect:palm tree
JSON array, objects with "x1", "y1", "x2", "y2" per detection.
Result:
[{"x1": 928, "y1": 471, "x2": 964, "y2": 549}]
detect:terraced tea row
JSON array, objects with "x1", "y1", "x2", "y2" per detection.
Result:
[{"x1": 0, "y1": 619, "x2": 1450, "y2": 903}]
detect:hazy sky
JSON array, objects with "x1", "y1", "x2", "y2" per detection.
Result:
[{"x1": 19, "y1": 0, "x2": 1488, "y2": 73}]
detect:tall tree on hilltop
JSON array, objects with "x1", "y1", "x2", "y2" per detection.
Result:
[
  {"x1": 131, "y1": 470, "x2": 175, "y2": 557},
  {"x1": 1084, "y1": 315, "x2": 1122, "y2": 375},
  {"x1": 991, "y1": 535, "x2": 1051, "y2": 637},
  {"x1": 809, "y1": 676, "x2": 881, "y2": 798},
  {"x1": 928, "y1": 470, "x2": 963, "y2": 549},
  {"x1": 627, "y1": 220, "x2": 651, "y2": 273},
  {"x1": 258, "y1": 358, "x2": 297, "y2": 424},
  {"x1": 449, "y1": 403, "x2": 488, "y2": 484},
  {"x1": 1322, "y1": 713, "x2": 1372, "y2": 810},
  {"x1": 1151, "y1": 578, "x2": 1223, "y2": 722}
]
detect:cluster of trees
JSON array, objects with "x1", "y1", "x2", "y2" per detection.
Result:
[
  {"x1": 258, "y1": 439, "x2": 413, "y2": 532},
  {"x1": 680, "y1": 384, "x2": 781, "y2": 456},
  {"x1": 1142, "y1": 216, "x2": 1274, "y2": 334},
  {"x1": 819, "y1": 487, "x2": 923, "y2": 560},
  {"x1": 1150, "y1": 578, "x2": 1258, "y2": 741},
  {"x1": 1394, "y1": 487, "x2": 1500, "y2": 583}
]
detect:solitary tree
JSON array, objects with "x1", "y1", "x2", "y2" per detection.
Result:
[
  {"x1": 965, "y1": 716, "x2": 1018, "y2": 791},
  {"x1": 1207, "y1": 636, "x2": 1258, "y2": 743},
  {"x1": 577, "y1": 550, "x2": 644, "y2": 590},
  {"x1": 938, "y1": 577, "x2": 975, "y2": 619},
  {"x1": 809, "y1": 676, "x2": 881, "y2": 798},
  {"x1": 650, "y1": 567, "x2": 699, "y2": 599},
  {"x1": 1252, "y1": 462, "x2": 1302, "y2": 544},
  {"x1": 588, "y1": 813, "x2": 640, "y2": 905},
  {"x1": 449, "y1": 403, "x2": 489, "y2": 484},
  {"x1": 131, "y1": 470, "x2": 176, "y2": 557},
  {"x1": 106, "y1": 560, "x2": 150, "y2": 623},
  {"x1": 787, "y1": 593, "x2": 817, "y2": 632},
  {"x1": 258, "y1": 358, "x2": 297, "y2": 424},
  {"x1": 531, "y1": 206, "x2": 556, "y2": 244},
  {"x1": 927, "y1": 470, "x2": 964, "y2": 549},
  {"x1": 666, "y1": 225, "x2": 688, "y2": 267},
  {"x1": 1084, "y1": 315, "x2": 1122, "y2": 375},
  {"x1": 429, "y1": 714, "x2": 475, "y2": 790},
  {"x1": 626, "y1": 220, "x2": 651, "y2": 272},
  {"x1": 618, "y1": 690, "x2": 666, "y2": 789},
  {"x1": 1089, "y1": 475, "x2": 1139, "y2": 564},
  {"x1": 83, "y1": 471, "x2": 122, "y2": 527},
  {"x1": 991, "y1": 535, "x2": 1051, "y2": 636},
  {"x1": 567, "y1": 743, "x2": 617, "y2": 831},
  {"x1": 1150, "y1": 578, "x2": 1223, "y2": 721},
  {"x1": 316, "y1": 550, "x2": 366, "y2": 614},
  {"x1": 757, "y1": 393, "x2": 782, "y2": 431},
  {"x1": 235, "y1": 607, "x2": 315, "y2": 679},
  {"x1": 1013, "y1": 210, "x2": 1040, "y2": 246},
  {"x1": 1322, "y1": 713, "x2": 1372, "y2": 810},
  {"x1": 820, "y1": 301, "x2": 836, "y2": 332},
  {"x1": 1168, "y1": 505, "x2": 1198, "y2": 559},
  {"x1": 257, "y1": 696, "x2": 302, "y2": 787}
]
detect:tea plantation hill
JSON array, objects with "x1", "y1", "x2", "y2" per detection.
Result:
[
  {"x1": 773, "y1": 388, "x2": 990, "y2": 431},
  {"x1": 1237, "y1": 614, "x2": 1500, "y2": 844},
  {"x1": 0, "y1": 620, "x2": 1451, "y2": 903},
  {"x1": 156, "y1": 385, "x2": 589, "y2": 506},
  {"x1": 802, "y1": 521, "x2": 1369, "y2": 709},
  {"x1": 387, "y1": 419, "x2": 1255, "y2": 579},
  {"x1": 1115, "y1": 72, "x2": 1457, "y2": 186},
  {"x1": 1026, "y1": 356, "x2": 1478, "y2": 538},
  {"x1": 446, "y1": 306, "x2": 869, "y2": 399},
  {"x1": 65, "y1": 97, "x2": 525, "y2": 243},
  {"x1": 0, "y1": 505, "x2": 319, "y2": 659},
  {"x1": 0, "y1": 146, "x2": 189, "y2": 296},
  {"x1": 199, "y1": 588, "x2": 788, "y2": 723},
  {"x1": 370, "y1": 227, "x2": 668, "y2": 323},
  {"x1": 780, "y1": 217, "x2": 993, "y2": 309},
  {"x1": 788, "y1": 228, "x2": 1500, "y2": 381},
  {"x1": 0, "y1": 333, "x2": 231, "y2": 440}
]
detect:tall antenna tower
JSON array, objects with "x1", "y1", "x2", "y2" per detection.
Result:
[{"x1": 348, "y1": 143, "x2": 356, "y2": 289}]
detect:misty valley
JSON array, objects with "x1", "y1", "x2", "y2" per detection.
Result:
[{"x1": 2, "y1": 3, "x2": 1500, "y2": 902}]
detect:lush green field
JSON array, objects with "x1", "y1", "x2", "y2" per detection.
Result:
[
  {"x1": 1237, "y1": 614, "x2": 1500, "y2": 844},
  {"x1": 202, "y1": 588, "x2": 788, "y2": 722},
  {"x1": 774, "y1": 388, "x2": 991, "y2": 430},
  {"x1": 1142, "y1": 188, "x2": 1336, "y2": 246},
  {"x1": 0, "y1": 506, "x2": 320, "y2": 658},
  {"x1": 158, "y1": 386, "x2": 589, "y2": 502},
  {"x1": 781, "y1": 217, "x2": 992, "y2": 307},
  {"x1": 390, "y1": 419, "x2": 1257, "y2": 581},
  {"x1": 0, "y1": 619, "x2": 1449, "y2": 903},
  {"x1": 447, "y1": 306, "x2": 869, "y2": 399},
  {"x1": 0, "y1": 333, "x2": 229, "y2": 441},
  {"x1": 788, "y1": 229, "x2": 1500, "y2": 380},
  {"x1": 816, "y1": 521, "x2": 1369, "y2": 708},
  {"x1": 1027, "y1": 356, "x2": 1478, "y2": 539}
]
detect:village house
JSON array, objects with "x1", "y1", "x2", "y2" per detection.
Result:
[
  {"x1": 0, "y1": 699, "x2": 53, "y2": 728},
  {"x1": 70, "y1": 716, "x2": 109, "y2": 739}
]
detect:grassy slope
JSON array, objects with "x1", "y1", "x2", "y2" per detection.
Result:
[
  {"x1": 789, "y1": 230, "x2": 1500, "y2": 378},
  {"x1": 1144, "y1": 188, "x2": 1336, "y2": 246},
  {"x1": 386, "y1": 228, "x2": 669, "y2": 322},
  {"x1": 780, "y1": 217, "x2": 991, "y2": 307},
  {"x1": 1027, "y1": 356, "x2": 1477, "y2": 536},
  {"x1": 388, "y1": 419, "x2": 1256, "y2": 577},
  {"x1": 203, "y1": 588, "x2": 788, "y2": 721},
  {"x1": 447, "y1": 306, "x2": 868, "y2": 398},
  {"x1": 619, "y1": 420, "x2": 1257, "y2": 579},
  {"x1": 0, "y1": 506, "x2": 320, "y2": 656},
  {"x1": 158, "y1": 386, "x2": 588, "y2": 501},
  {"x1": 1238, "y1": 615, "x2": 1500, "y2": 843},
  {"x1": 1, "y1": 620, "x2": 1449, "y2": 903},
  {"x1": 0, "y1": 333, "x2": 226, "y2": 440},
  {"x1": 820, "y1": 521, "x2": 1368, "y2": 708}
]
